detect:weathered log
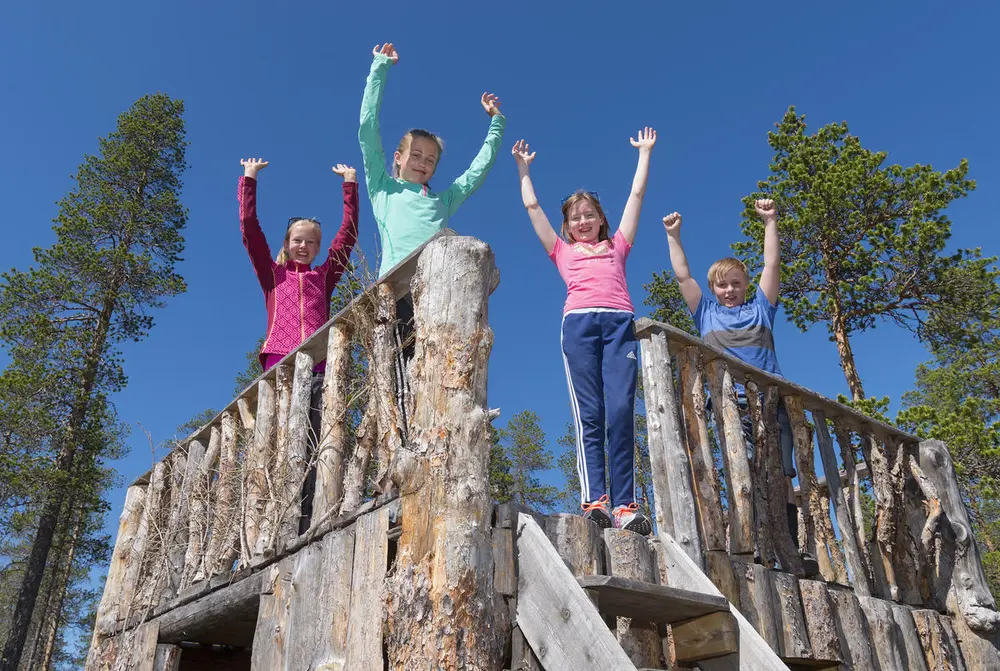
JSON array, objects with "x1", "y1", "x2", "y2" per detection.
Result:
[
  {"x1": 155, "y1": 449, "x2": 187, "y2": 606},
  {"x1": 798, "y1": 579, "x2": 842, "y2": 664},
  {"x1": 250, "y1": 560, "x2": 293, "y2": 671},
  {"x1": 891, "y1": 603, "x2": 932, "y2": 671},
  {"x1": 858, "y1": 594, "x2": 908, "y2": 670},
  {"x1": 94, "y1": 485, "x2": 147, "y2": 634},
  {"x1": 132, "y1": 459, "x2": 170, "y2": 613},
  {"x1": 770, "y1": 570, "x2": 812, "y2": 662},
  {"x1": 339, "y1": 402, "x2": 376, "y2": 515},
  {"x1": 278, "y1": 351, "x2": 313, "y2": 544},
  {"x1": 919, "y1": 439, "x2": 1000, "y2": 634},
  {"x1": 783, "y1": 395, "x2": 834, "y2": 581},
  {"x1": 746, "y1": 383, "x2": 802, "y2": 575},
  {"x1": 207, "y1": 411, "x2": 240, "y2": 578},
  {"x1": 705, "y1": 360, "x2": 754, "y2": 556},
  {"x1": 372, "y1": 281, "x2": 403, "y2": 494},
  {"x1": 493, "y1": 528, "x2": 516, "y2": 596},
  {"x1": 605, "y1": 528, "x2": 663, "y2": 668},
  {"x1": 815, "y1": 410, "x2": 870, "y2": 594},
  {"x1": 638, "y1": 331, "x2": 703, "y2": 566},
  {"x1": 383, "y1": 235, "x2": 506, "y2": 669},
  {"x1": 312, "y1": 321, "x2": 352, "y2": 525},
  {"x1": 164, "y1": 440, "x2": 204, "y2": 602},
  {"x1": 863, "y1": 431, "x2": 911, "y2": 603},
  {"x1": 345, "y1": 505, "x2": 391, "y2": 669},
  {"x1": 153, "y1": 644, "x2": 181, "y2": 671},
  {"x1": 911, "y1": 609, "x2": 967, "y2": 671},
  {"x1": 260, "y1": 363, "x2": 292, "y2": 555},
  {"x1": 670, "y1": 611, "x2": 739, "y2": 663},
  {"x1": 678, "y1": 347, "x2": 726, "y2": 553},
  {"x1": 950, "y1": 596, "x2": 1000, "y2": 671},
  {"x1": 244, "y1": 378, "x2": 275, "y2": 562},
  {"x1": 236, "y1": 397, "x2": 255, "y2": 433},
  {"x1": 826, "y1": 587, "x2": 878, "y2": 671},
  {"x1": 731, "y1": 559, "x2": 779, "y2": 650},
  {"x1": 833, "y1": 421, "x2": 880, "y2": 596},
  {"x1": 704, "y1": 550, "x2": 740, "y2": 610},
  {"x1": 182, "y1": 434, "x2": 218, "y2": 589},
  {"x1": 158, "y1": 571, "x2": 263, "y2": 647},
  {"x1": 543, "y1": 513, "x2": 605, "y2": 576}
]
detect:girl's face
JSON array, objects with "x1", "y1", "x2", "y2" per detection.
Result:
[
  {"x1": 286, "y1": 221, "x2": 321, "y2": 266},
  {"x1": 566, "y1": 199, "x2": 602, "y2": 243},
  {"x1": 395, "y1": 136, "x2": 439, "y2": 185},
  {"x1": 713, "y1": 268, "x2": 748, "y2": 307}
]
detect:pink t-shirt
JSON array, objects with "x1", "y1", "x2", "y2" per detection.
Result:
[{"x1": 548, "y1": 230, "x2": 634, "y2": 313}]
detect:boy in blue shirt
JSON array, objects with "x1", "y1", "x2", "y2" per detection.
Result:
[{"x1": 663, "y1": 199, "x2": 818, "y2": 575}]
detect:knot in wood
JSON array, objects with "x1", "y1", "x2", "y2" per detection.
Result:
[{"x1": 560, "y1": 607, "x2": 570, "y2": 621}]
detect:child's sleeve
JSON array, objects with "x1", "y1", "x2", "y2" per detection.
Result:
[
  {"x1": 443, "y1": 114, "x2": 507, "y2": 216},
  {"x1": 238, "y1": 176, "x2": 276, "y2": 291},
  {"x1": 324, "y1": 181, "x2": 360, "y2": 295},
  {"x1": 691, "y1": 294, "x2": 710, "y2": 335},
  {"x1": 755, "y1": 285, "x2": 780, "y2": 326},
  {"x1": 359, "y1": 54, "x2": 392, "y2": 207}
]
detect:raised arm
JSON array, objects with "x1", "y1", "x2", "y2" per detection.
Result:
[
  {"x1": 238, "y1": 158, "x2": 276, "y2": 287},
  {"x1": 359, "y1": 43, "x2": 399, "y2": 197},
  {"x1": 512, "y1": 140, "x2": 558, "y2": 254},
  {"x1": 617, "y1": 127, "x2": 657, "y2": 245},
  {"x1": 444, "y1": 92, "x2": 506, "y2": 215},
  {"x1": 756, "y1": 198, "x2": 780, "y2": 305},
  {"x1": 663, "y1": 212, "x2": 703, "y2": 314},
  {"x1": 324, "y1": 165, "x2": 360, "y2": 291}
]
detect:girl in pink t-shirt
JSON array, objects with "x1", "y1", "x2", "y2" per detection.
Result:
[{"x1": 512, "y1": 128, "x2": 657, "y2": 535}]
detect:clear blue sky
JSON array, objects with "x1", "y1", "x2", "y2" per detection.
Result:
[{"x1": 2, "y1": 1, "x2": 998, "y2": 547}]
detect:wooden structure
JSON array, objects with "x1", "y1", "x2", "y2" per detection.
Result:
[{"x1": 86, "y1": 233, "x2": 1000, "y2": 670}]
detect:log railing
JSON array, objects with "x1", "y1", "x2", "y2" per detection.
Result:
[
  {"x1": 636, "y1": 317, "x2": 1000, "y2": 632},
  {"x1": 92, "y1": 231, "x2": 457, "y2": 637}
]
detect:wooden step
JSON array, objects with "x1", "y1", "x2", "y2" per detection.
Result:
[{"x1": 576, "y1": 574, "x2": 729, "y2": 624}]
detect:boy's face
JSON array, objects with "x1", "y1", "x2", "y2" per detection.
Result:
[{"x1": 713, "y1": 268, "x2": 748, "y2": 307}]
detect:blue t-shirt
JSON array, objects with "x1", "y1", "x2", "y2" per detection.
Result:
[{"x1": 692, "y1": 286, "x2": 783, "y2": 378}]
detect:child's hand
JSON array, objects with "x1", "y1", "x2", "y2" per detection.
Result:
[
  {"x1": 373, "y1": 43, "x2": 400, "y2": 64},
  {"x1": 481, "y1": 92, "x2": 502, "y2": 117},
  {"x1": 754, "y1": 198, "x2": 777, "y2": 222},
  {"x1": 332, "y1": 164, "x2": 357, "y2": 183},
  {"x1": 630, "y1": 127, "x2": 657, "y2": 151},
  {"x1": 662, "y1": 212, "x2": 682, "y2": 236},
  {"x1": 511, "y1": 139, "x2": 536, "y2": 170},
  {"x1": 241, "y1": 158, "x2": 269, "y2": 178}
]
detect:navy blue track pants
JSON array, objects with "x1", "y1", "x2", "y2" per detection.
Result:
[{"x1": 561, "y1": 309, "x2": 638, "y2": 508}]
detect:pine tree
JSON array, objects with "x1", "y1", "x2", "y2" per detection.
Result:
[{"x1": 498, "y1": 411, "x2": 558, "y2": 510}]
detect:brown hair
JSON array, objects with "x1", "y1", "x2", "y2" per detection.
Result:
[
  {"x1": 560, "y1": 191, "x2": 611, "y2": 244},
  {"x1": 393, "y1": 129, "x2": 445, "y2": 180},
  {"x1": 707, "y1": 257, "x2": 750, "y2": 286},
  {"x1": 276, "y1": 219, "x2": 322, "y2": 265}
]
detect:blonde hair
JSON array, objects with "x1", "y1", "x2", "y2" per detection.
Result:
[
  {"x1": 707, "y1": 257, "x2": 750, "y2": 286},
  {"x1": 560, "y1": 191, "x2": 611, "y2": 244},
  {"x1": 276, "y1": 219, "x2": 322, "y2": 265},
  {"x1": 393, "y1": 129, "x2": 445, "y2": 180}
]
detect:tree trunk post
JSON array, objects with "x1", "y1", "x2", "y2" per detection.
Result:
[{"x1": 384, "y1": 236, "x2": 506, "y2": 669}]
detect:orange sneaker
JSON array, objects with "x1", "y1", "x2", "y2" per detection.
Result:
[
  {"x1": 613, "y1": 503, "x2": 652, "y2": 536},
  {"x1": 581, "y1": 494, "x2": 612, "y2": 529}
]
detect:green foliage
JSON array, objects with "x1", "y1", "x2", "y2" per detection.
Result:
[
  {"x1": 733, "y1": 106, "x2": 987, "y2": 398},
  {"x1": 555, "y1": 422, "x2": 579, "y2": 513},
  {"x1": 496, "y1": 410, "x2": 558, "y2": 510},
  {"x1": 488, "y1": 423, "x2": 514, "y2": 504},
  {"x1": 643, "y1": 270, "x2": 698, "y2": 336}
]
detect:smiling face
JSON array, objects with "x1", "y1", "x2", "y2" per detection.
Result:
[
  {"x1": 285, "y1": 221, "x2": 321, "y2": 266},
  {"x1": 561, "y1": 192, "x2": 610, "y2": 244},
  {"x1": 394, "y1": 135, "x2": 440, "y2": 185},
  {"x1": 712, "y1": 266, "x2": 749, "y2": 307}
]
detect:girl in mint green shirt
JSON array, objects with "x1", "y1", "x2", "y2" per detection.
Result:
[{"x1": 359, "y1": 43, "x2": 506, "y2": 278}]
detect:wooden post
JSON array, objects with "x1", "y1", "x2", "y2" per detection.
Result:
[
  {"x1": 834, "y1": 421, "x2": 884, "y2": 596},
  {"x1": 208, "y1": 410, "x2": 240, "y2": 578},
  {"x1": 827, "y1": 587, "x2": 879, "y2": 670},
  {"x1": 94, "y1": 485, "x2": 146, "y2": 635},
  {"x1": 798, "y1": 580, "x2": 843, "y2": 665},
  {"x1": 313, "y1": 322, "x2": 352, "y2": 524},
  {"x1": 245, "y1": 378, "x2": 275, "y2": 561},
  {"x1": 919, "y1": 439, "x2": 1000, "y2": 634},
  {"x1": 746, "y1": 382, "x2": 801, "y2": 575},
  {"x1": 383, "y1": 236, "x2": 506, "y2": 669},
  {"x1": 185, "y1": 429, "x2": 220, "y2": 587},
  {"x1": 163, "y1": 440, "x2": 204, "y2": 602},
  {"x1": 678, "y1": 347, "x2": 726, "y2": 553},
  {"x1": 279, "y1": 351, "x2": 313, "y2": 544},
  {"x1": 705, "y1": 360, "x2": 754, "y2": 556},
  {"x1": 544, "y1": 514, "x2": 606, "y2": 577},
  {"x1": 340, "y1": 403, "x2": 376, "y2": 515},
  {"x1": 911, "y1": 609, "x2": 967, "y2": 671},
  {"x1": 639, "y1": 329, "x2": 703, "y2": 566},
  {"x1": 815, "y1": 410, "x2": 870, "y2": 594},
  {"x1": 770, "y1": 570, "x2": 812, "y2": 662},
  {"x1": 155, "y1": 450, "x2": 186, "y2": 606},
  {"x1": 132, "y1": 459, "x2": 169, "y2": 612},
  {"x1": 605, "y1": 529, "x2": 663, "y2": 668},
  {"x1": 260, "y1": 364, "x2": 291, "y2": 555},
  {"x1": 372, "y1": 281, "x2": 404, "y2": 495}
]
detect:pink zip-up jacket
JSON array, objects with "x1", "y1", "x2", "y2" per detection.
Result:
[{"x1": 238, "y1": 176, "x2": 359, "y2": 369}]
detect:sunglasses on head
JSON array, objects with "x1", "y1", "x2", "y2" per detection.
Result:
[
  {"x1": 561, "y1": 190, "x2": 600, "y2": 205},
  {"x1": 287, "y1": 217, "x2": 321, "y2": 229}
]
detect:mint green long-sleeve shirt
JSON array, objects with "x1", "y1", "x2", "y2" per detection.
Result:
[{"x1": 359, "y1": 53, "x2": 506, "y2": 278}]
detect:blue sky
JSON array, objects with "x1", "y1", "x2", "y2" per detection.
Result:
[{"x1": 2, "y1": 1, "x2": 999, "y2": 548}]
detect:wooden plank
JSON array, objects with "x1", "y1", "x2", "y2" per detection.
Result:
[
  {"x1": 493, "y1": 528, "x2": 516, "y2": 596},
  {"x1": 797, "y1": 580, "x2": 842, "y2": 665},
  {"x1": 94, "y1": 484, "x2": 147, "y2": 634},
  {"x1": 732, "y1": 559, "x2": 780, "y2": 650},
  {"x1": 638, "y1": 329, "x2": 703, "y2": 566},
  {"x1": 951, "y1": 604, "x2": 1000, "y2": 671},
  {"x1": 495, "y1": 501, "x2": 547, "y2": 530},
  {"x1": 153, "y1": 644, "x2": 181, "y2": 671},
  {"x1": 250, "y1": 561, "x2": 293, "y2": 671},
  {"x1": 260, "y1": 363, "x2": 292, "y2": 556},
  {"x1": 370, "y1": 281, "x2": 403, "y2": 495},
  {"x1": 283, "y1": 527, "x2": 356, "y2": 670},
  {"x1": 671, "y1": 611, "x2": 739, "y2": 663},
  {"x1": 891, "y1": 603, "x2": 931, "y2": 671},
  {"x1": 208, "y1": 410, "x2": 240, "y2": 578},
  {"x1": 345, "y1": 505, "x2": 390, "y2": 669},
  {"x1": 858, "y1": 595, "x2": 907, "y2": 671},
  {"x1": 340, "y1": 402, "x2": 375, "y2": 515},
  {"x1": 184, "y1": 431, "x2": 220, "y2": 588},
  {"x1": 313, "y1": 321, "x2": 351, "y2": 526},
  {"x1": 604, "y1": 529, "x2": 666, "y2": 668},
  {"x1": 770, "y1": 570, "x2": 812, "y2": 662},
  {"x1": 678, "y1": 347, "x2": 726, "y2": 552},
  {"x1": 131, "y1": 460, "x2": 169, "y2": 614},
  {"x1": 244, "y1": 378, "x2": 274, "y2": 563},
  {"x1": 650, "y1": 532, "x2": 788, "y2": 670},
  {"x1": 705, "y1": 550, "x2": 740, "y2": 610},
  {"x1": 813, "y1": 411, "x2": 868, "y2": 594},
  {"x1": 115, "y1": 621, "x2": 159, "y2": 671},
  {"x1": 157, "y1": 570, "x2": 262, "y2": 647},
  {"x1": 543, "y1": 513, "x2": 606, "y2": 576},
  {"x1": 577, "y1": 574, "x2": 728, "y2": 624},
  {"x1": 911, "y1": 609, "x2": 967, "y2": 671},
  {"x1": 516, "y1": 514, "x2": 637, "y2": 669},
  {"x1": 705, "y1": 360, "x2": 755, "y2": 555},
  {"x1": 826, "y1": 587, "x2": 878, "y2": 671},
  {"x1": 278, "y1": 350, "x2": 312, "y2": 545}
]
